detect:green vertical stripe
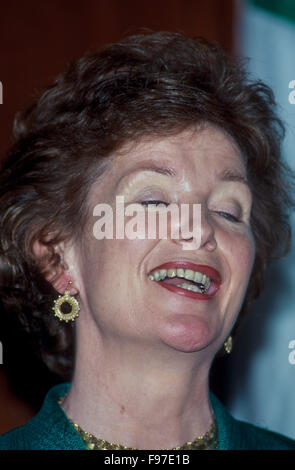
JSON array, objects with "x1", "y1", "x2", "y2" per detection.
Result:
[{"x1": 250, "y1": 0, "x2": 295, "y2": 24}]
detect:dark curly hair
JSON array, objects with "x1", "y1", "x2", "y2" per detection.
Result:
[{"x1": 0, "y1": 31, "x2": 294, "y2": 384}]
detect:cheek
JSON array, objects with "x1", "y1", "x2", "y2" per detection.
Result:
[
  {"x1": 222, "y1": 230, "x2": 255, "y2": 316},
  {"x1": 77, "y1": 239, "x2": 128, "y2": 327},
  {"x1": 80, "y1": 237, "x2": 154, "y2": 301},
  {"x1": 234, "y1": 233, "x2": 255, "y2": 283},
  {"x1": 220, "y1": 223, "x2": 255, "y2": 278},
  {"x1": 216, "y1": 222, "x2": 254, "y2": 279}
]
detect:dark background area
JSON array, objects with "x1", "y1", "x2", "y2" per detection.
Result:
[{"x1": 0, "y1": 0, "x2": 236, "y2": 434}]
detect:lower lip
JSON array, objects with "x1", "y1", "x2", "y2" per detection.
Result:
[{"x1": 155, "y1": 282, "x2": 218, "y2": 301}]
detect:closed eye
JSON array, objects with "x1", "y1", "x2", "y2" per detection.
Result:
[
  {"x1": 140, "y1": 200, "x2": 170, "y2": 207},
  {"x1": 215, "y1": 211, "x2": 241, "y2": 223}
]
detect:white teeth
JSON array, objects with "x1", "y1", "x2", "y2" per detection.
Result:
[
  {"x1": 159, "y1": 269, "x2": 167, "y2": 280},
  {"x1": 167, "y1": 269, "x2": 176, "y2": 278},
  {"x1": 203, "y1": 276, "x2": 211, "y2": 290},
  {"x1": 194, "y1": 272, "x2": 203, "y2": 283},
  {"x1": 184, "y1": 269, "x2": 195, "y2": 281},
  {"x1": 153, "y1": 271, "x2": 160, "y2": 281},
  {"x1": 177, "y1": 283, "x2": 204, "y2": 293},
  {"x1": 167, "y1": 268, "x2": 177, "y2": 278},
  {"x1": 148, "y1": 266, "x2": 212, "y2": 293}
]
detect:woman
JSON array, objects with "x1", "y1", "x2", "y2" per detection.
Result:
[{"x1": 0, "y1": 31, "x2": 294, "y2": 450}]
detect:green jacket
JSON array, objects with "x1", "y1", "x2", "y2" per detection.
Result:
[{"x1": 0, "y1": 383, "x2": 294, "y2": 450}]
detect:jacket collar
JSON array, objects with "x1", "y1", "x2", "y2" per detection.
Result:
[{"x1": 209, "y1": 392, "x2": 241, "y2": 450}]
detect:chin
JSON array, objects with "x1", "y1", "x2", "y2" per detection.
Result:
[{"x1": 158, "y1": 313, "x2": 216, "y2": 353}]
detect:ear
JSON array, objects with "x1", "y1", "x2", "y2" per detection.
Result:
[{"x1": 32, "y1": 237, "x2": 79, "y2": 296}]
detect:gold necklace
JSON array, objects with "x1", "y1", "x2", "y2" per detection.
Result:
[{"x1": 59, "y1": 397, "x2": 218, "y2": 450}]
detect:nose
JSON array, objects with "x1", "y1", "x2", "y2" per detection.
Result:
[
  {"x1": 170, "y1": 203, "x2": 217, "y2": 251},
  {"x1": 198, "y1": 206, "x2": 217, "y2": 251}
]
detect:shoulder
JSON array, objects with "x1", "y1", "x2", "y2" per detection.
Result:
[
  {"x1": 0, "y1": 383, "x2": 86, "y2": 450},
  {"x1": 210, "y1": 392, "x2": 295, "y2": 450},
  {"x1": 235, "y1": 419, "x2": 295, "y2": 450}
]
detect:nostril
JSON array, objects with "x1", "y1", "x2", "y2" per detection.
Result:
[{"x1": 182, "y1": 235, "x2": 193, "y2": 241}]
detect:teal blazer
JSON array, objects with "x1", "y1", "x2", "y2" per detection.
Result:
[{"x1": 0, "y1": 383, "x2": 294, "y2": 450}]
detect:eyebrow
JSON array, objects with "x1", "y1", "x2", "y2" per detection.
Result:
[
  {"x1": 130, "y1": 163, "x2": 176, "y2": 177},
  {"x1": 219, "y1": 169, "x2": 250, "y2": 187},
  {"x1": 117, "y1": 163, "x2": 177, "y2": 184},
  {"x1": 120, "y1": 162, "x2": 250, "y2": 188}
]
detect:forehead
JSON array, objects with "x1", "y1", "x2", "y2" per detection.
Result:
[{"x1": 112, "y1": 124, "x2": 246, "y2": 185}]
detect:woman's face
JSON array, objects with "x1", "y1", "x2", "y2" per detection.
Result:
[{"x1": 71, "y1": 124, "x2": 255, "y2": 356}]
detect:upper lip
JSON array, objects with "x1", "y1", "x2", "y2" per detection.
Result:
[{"x1": 148, "y1": 261, "x2": 222, "y2": 284}]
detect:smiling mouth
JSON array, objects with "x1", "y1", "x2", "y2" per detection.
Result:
[{"x1": 148, "y1": 262, "x2": 221, "y2": 300}]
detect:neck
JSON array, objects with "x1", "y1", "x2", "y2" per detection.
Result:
[{"x1": 62, "y1": 317, "x2": 215, "y2": 450}]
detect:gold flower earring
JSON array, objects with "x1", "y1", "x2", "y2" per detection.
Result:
[
  {"x1": 52, "y1": 280, "x2": 80, "y2": 323},
  {"x1": 224, "y1": 336, "x2": 233, "y2": 354}
]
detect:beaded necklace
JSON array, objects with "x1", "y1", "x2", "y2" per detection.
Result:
[{"x1": 58, "y1": 397, "x2": 218, "y2": 450}]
